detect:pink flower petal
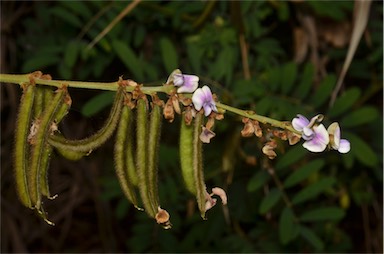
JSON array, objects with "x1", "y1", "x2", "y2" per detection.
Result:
[
  {"x1": 338, "y1": 139, "x2": 350, "y2": 153},
  {"x1": 292, "y1": 114, "x2": 309, "y2": 131},
  {"x1": 302, "y1": 124, "x2": 329, "y2": 152}
]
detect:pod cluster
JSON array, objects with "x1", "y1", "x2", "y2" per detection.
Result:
[{"x1": 13, "y1": 73, "x2": 224, "y2": 227}]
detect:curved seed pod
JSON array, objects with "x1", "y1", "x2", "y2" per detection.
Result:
[
  {"x1": 54, "y1": 142, "x2": 88, "y2": 160},
  {"x1": 114, "y1": 102, "x2": 139, "y2": 208},
  {"x1": 192, "y1": 112, "x2": 207, "y2": 219},
  {"x1": 14, "y1": 83, "x2": 35, "y2": 207},
  {"x1": 39, "y1": 143, "x2": 56, "y2": 199},
  {"x1": 39, "y1": 90, "x2": 72, "y2": 197},
  {"x1": 28, "y1": 87, "x2": 66, "y2": 210},
  {"x1": 48, "y1": 86, "x2": 124, "y2": 153},
  {"x1": 136, "y1": 98, "x2": 156, "y2": 217},
  {"x1": 179, "y1": 112, "x2": 196, "y2": 195},
  {"x1": 147, "y1": 102, "x2": 162, "y2": 213}
]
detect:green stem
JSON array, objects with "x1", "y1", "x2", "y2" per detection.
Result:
[
  {"x1": 0, "y1": 74, "x2": 174, "y2": 94},
  {"x1": 1, "y1": 73, "x2": 300, "y2": 134},
  {"x1": 216, "y1": 102, "x2": 300, "y2": 135}
]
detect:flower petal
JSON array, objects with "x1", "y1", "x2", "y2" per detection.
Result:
[
  {"x1": 327, "y1": 122, "x2": 341, "y2": 149},
  {"x1": 176, "y1": 74, "x2": 199, "y2": 93},
  {"x1": 302, "y1": 124, "x2": 329, "y2": 152},
  {"x1": 203, "y1": 104, "x2": 213, "y2": 116},
  {"x1": 338, "y1": 139, "x2": 350, "y2": 153},
  {"x1": 292, "y1": 114, "x2": 309, "y2": 131},
  {"x1": 302, "y1": 126, "x2": 314, "y2": 140},
  {"x1": 192, "y1": 88, "x2": 204, "y2": 111},
  {"x1": 211, "y1": 187, "x2": 227, "y2": 205}
]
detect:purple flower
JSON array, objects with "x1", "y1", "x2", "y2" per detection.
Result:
[
  {"x1": 292, "y1": 114, "x2": 329, "y2": 152},
  {"x1": 192, "y1": 86, "x2": 218, "y2": 116},
  {"x1": 327, "y1": 122, "x2": 350, "y2": 153},
  {"x1": 166, "y1": 69, "x2": 199, "y2": 93},
  {"x1": 302, "y1": 124, "x2": 330, "y2": 152}
]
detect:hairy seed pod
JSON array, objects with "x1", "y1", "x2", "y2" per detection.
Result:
[
  {"x1": 136, "y1": 98, "x2": 156, "y2": 217},
  {"x1": 14, "y1": 83, "x2": 35, "y2": 207},
  {"x1": 114, "y1": 103, "x2": 139, "y2": 208},
  {"x1": 39, "y1": 143, "x2": 56, "y2": 199},
  {"x1": 28, "y1": 87, "x2": 66, "y2": 210},
  {"x1": 147, "y1": 102, "x2": 162, "y2": 213},
  {"x1": 193, "y1": 112, "x2": 207, "y2": 219},
  {"x1": 48, "y1": 86, "x2": 124, "y2": 153},
  {"x1": 33, "y1": 87, "x2": 44, "y2": 119},
  {"x1": 180, "y1": 112, "x2": 196, "y2": 195}
]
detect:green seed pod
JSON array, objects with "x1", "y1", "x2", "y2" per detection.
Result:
[
  {"x1": 179, "y1": 111, "x2": 207, "y2": 219},
  {"x1": 33, "y1": 87, "x2": 44, "y2": 118},
  {"x1": 48, "y1": 86, "x2": 124, "y2": 153},
  {"x1": 180, "y1": 112, "x2": 196, "y2": 195},
  {"x1": 147, "y1": 102, "x2": 162, "y2": 213},
  {"x1": 54, "y1": 140, "x2": 88, "y2": 160},
  {"x1": 114, "y1": 103, "x2": 139, "y2": 208},
  {"x1": 136, "y1": 98, "x2": 156, "y2": 217},
  {"x1": 28, "y1": 87, "x2": 66, "y2": 210},
  {"x1": 14, "y1": 83, "x2": 35, "y2": 207},
  {"x1": 39, "y1": 143, "x2": 55, "y2": 199},
  {"x1": 193, "y1": 112, "x2": 207, "y2": 219}
]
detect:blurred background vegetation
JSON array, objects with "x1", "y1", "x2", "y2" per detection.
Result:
[{"x1": 1, "y1": 1, "x2": 382, "y2": 253}]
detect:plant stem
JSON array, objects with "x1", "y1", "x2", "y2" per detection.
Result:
[
  {"x1": 1, "y1": 73, "x2": 299, "y2": 134},
  {"x1": 0, "y1": 74, "x2": 174, "y2": 94},
  {"x1": 216, "y1": 102, "x2": 300, "y2": 134}
]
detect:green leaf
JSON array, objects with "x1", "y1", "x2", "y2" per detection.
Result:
[
  {"x1": 255, "y1": 97, "x2": 272, "y2": 115},
  {"x1": 275, "y1": 145, "x2": 307, "y2": 171},
  {"x1": 247, "y1": 170, "x2": 270, "y2": 192},
  {"x1": 267, "y1": 67, "x2": 280, "y2": 92},
  {"x1": 81, "y1": 91, "x2": 115, "y2": 117},
  {"x1": 296, "y1": 63, "x2": 314, "y2": 100},
  {"x1": 159, "y1": 37, "x2": 178, "y2": 73},
  {"x1": 259, "y1": 188, "x2": 281, "y2": 214},
  {"x1": 341, "y1": 106, "x2": 380, "y2": 127},
  {"x1": 112, "y1": 40, "x2": 144, "y2": 81},
  {"x1": 50, "y1": 6, "x2": 83, "y2": 28},
  {"x1": 328, "y1": 87, "x2": 361, "y2": 118},
  {"x1": 186, "y1": 42, "x2": 202, "y2": 74},
  {"x1": 299, "y1": 225, "x2": 324, "y2": 251},
  {"x1": 292, "y1": 177, "x2": 336, "y2": 205},
  {"x1": 279, "y1": 207, "x2": 299, "y2": 244},
  {"x1": 346, "y1": 132, "x2": 378, "y2": 167},
  {"x1": 64, "y1": 41, "x2": 79, "y2": 68},
  {"x1": 281, "y1": 62, "x2": 297, "y2": 95},
  {"x1": 284, "y1": 159, "x2": 325, "y2": 188},
  {"x1": 310, "y1": 75, "x2": 336, "y2": 107},
  {"x1": 58, "y1": 1, "x2": 92, "y2": 19},
  {"x1": 300, "y1": 207, "x2": 345, "y2": 222},
  {"x1": 22, "y1": 55, "x2": 60, "y2": 73}
]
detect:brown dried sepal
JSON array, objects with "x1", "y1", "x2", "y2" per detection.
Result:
[
  {"x1": 184, "y1": 106, "x2": 194, "y2": 126},
  {"x1": 200, "y1": 126, "x2": 216, "y2": 144},
  {"x1": 163, "y1": 98, "x2": 175, "y2": 123},
  {"x1": 241, "y1": 118, "x2": 262, "y2": 137},
  {"x1": 272, "y1": 130, "x2": 288, "y2": 140},
  {"x1": 262, "y1": 140, "x2": 278, "y2": 160},
  {"x1": 155, "y1": 207, "x2": 172, "y2": 229},
  {"x1": 288, "y1": 132, "x2": 301, "y2": 145},
  {"x1": 28, "y1": 71, "x2": 43, "y2": 84}
]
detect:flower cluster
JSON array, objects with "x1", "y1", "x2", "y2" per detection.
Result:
[
  {"x1": 292, "y1": 114, "x2": 350, "y2": 153},
  {"x1": 166, "y1": 69, "x2": 218, "y2": 117}
]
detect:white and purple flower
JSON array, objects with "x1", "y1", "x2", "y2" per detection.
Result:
[
  {"x1": 292, "y1": 114, "x2": 350, "y2": 153},
  {"x1": 192, "y1": 85, "x2": 218, "y2": 116},
  {"x1": 292, "y1": 114, "x2": 329, "y2": 152},
  {"x1": 327, "y1": 122, "x2": 350, "y2": 153},
  {"x1": 166, "y1": 69, "x2": 199, "y2": 93}
]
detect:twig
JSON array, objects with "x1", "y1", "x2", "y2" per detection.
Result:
[{"x1": 86, "y1": 0, "x2": 141, "y2": 50}]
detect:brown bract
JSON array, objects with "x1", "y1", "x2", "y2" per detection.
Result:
[{"x1": 262, "y1": 140, "x2": 278, "y2": 159}]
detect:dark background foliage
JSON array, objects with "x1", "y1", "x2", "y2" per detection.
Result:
[{"x1": 1, "y1": 1, "x2": 382, "y2": 253}]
